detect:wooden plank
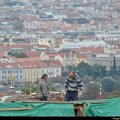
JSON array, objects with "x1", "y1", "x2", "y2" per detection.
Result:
[
  {"x1": 0, "y1": 108, "x2": 32, "y2": 111},
  {"x1": 12, "y1": 100, "x2": 86, "y2": 105},
  {"x1": 91, "y1": 102, "x2": 108, "y2": 104}
]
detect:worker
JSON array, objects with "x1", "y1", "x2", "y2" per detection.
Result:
[
  {"x1": 65, "y1": 71, "x2": 84, "y2": 101},
  {"x1": 38, "y1": 74, "x2": 50, "y2": 101}
]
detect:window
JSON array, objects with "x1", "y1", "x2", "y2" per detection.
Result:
[
  {"x1": 16, "y1": 76, "x2": 18, "y2": 79},
  {"x1": 56, "y1": 69, "x2": 59, "y2": 72},
  {"x1": 8, "y1": 70, "x2": 12, "y2": 74},
  {"x1": 41, "y1": 70, "x2": 44, "y2": 73},
  {"x1": 16, "y1": 70, "x2": 18, "y2": 74},
  {"x1": 20, "y1": 70, "x2": 22, "y2": 74},
  {"x1": 20, "y1": 76, "x2": 22, "y2": 79},
  {"x1": 2, "y1": 70, "x2": 7, "y2": 74},
  {"x1": 8, "y1": 70, "x2": 10, "y2": 74},
  {"x1": 2, "y1": 76, "x2": 4, "y2": 80}
]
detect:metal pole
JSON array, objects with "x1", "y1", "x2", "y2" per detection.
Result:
[
  {"x1": 11, "y1": 78, "x2": 12, "y2": 87},
  {"x1": 29, "y1": 81, "x2": 31, "y2": 94}
]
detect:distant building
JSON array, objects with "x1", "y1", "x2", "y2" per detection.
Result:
[
  {"x1": 76, "y1": 53, "x2": 87, "y2": 65},
  {"x1": 62, "y1": 40, "x2": 110, "y2": 49},
  {"x1": 87, "y1": 53, "x2": 120, "y2": 70},
  {"x1": 10, "y1": 44, "x2": 32, "y2": 54},
  {"x1": 96, "y1": 31, "x2": 120, "y2": 49},
  {"x1": 56, "y1": 50, "x2": 77, "y2": 67},
  {"x1": 0, "y1": 60, "x2": 63, "y2": 82},
  {"x1": 0, "y1": 0, "x2": 8, "y2": 6},
  {"x1": 0, "y1": 62, "x2": 24, "y2": 82}
]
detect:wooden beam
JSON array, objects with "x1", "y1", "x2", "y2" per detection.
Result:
[
  {"x1": 12, "y1": 100, "x2": 86, "y2": 105},
  {"x1": 0, "y1": 108, "x2": 32, "y2": 111}
]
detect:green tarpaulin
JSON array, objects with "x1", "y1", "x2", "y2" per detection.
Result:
[
  {"x1": 0, "y1": 97, "x2": 120, "y2": 116},
  {"x1": 0, "y1": 102, "x2": 75, "y2": 117},
  {"x1": 0, "y1": 102, "x2": 25, "y2": 109},
  {"x1": 83, "y1": 97, "x2": 120, "y2": 117}
]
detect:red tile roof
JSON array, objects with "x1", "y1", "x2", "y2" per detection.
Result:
[
  {"x1": 16, "y1": 57, "x2": 41, "y2": 62},
  {"x1": 46, "y1": 53, "x2": 58, "y2": 57},
  {"x1": 0, "y1": 52, "x2": 4, "y2": 58},
  {"x1": 59, "y1": 53, "x2": 65, "y2": 58},
  {"x1": 0, "y1": 62, "x2": 23, "y2": 68},
  {"x1": 38, "y1": 45, "x2": 50, "y2": 49},
  {"x1": 18, "y1": 61, "x2": 38, "y2": 68},
  {"x1": 59, "y1": 51, "x2": 75, "y2": 57},
  {"x1": 0, "y1": 60, "x2": 63, "y2": 69},
  {"x1": 0, "y1": 93, "x2": 5, "y2": 98},
  {"x1": 0, "y1": 45, "x2": 11, "y2": 52},
  {"x1": 11, "y1": 44, "x2": 31, "y2": 48},
  {"x1": 25, "y1": 51, "x2": 41, "y2": 57},
  {"x1": 77, "y1": 53, "x2": 87, "y2": 58},
  {"x1": 75, "y1": 47, "x2": 104, "y2": 54}
]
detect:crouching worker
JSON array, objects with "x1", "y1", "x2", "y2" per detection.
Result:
[
  {"x1": 39, "y1": 74, "x2": 50, "y2": 101},
  {"x1": 65, "y1": 71, "x2": 84, "y2": 101}
]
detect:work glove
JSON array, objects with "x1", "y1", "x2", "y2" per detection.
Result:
[{"x1": 78, "y1": 90, "x2": 83, "y2": 98}]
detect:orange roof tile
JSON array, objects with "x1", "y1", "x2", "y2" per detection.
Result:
[
  {"x1": 77, "y1": 53, "x2": 87, "y2": 58},
  {"x1": 75, "y1": 47, "x2": 104, "y2": 54},
  {"x1": 11, "y1": 44, "x2": 31, "y2": 48},
  {"x1": 16, "y1": 57, "x2": 41, "y2": 62},
  {"x1": 0, "y1": 52, "x2": 4, "y2": 57},
  {"x1": 25, "y1": 51, "x2": 41, "y2": 57}
]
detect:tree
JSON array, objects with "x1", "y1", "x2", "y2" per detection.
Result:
[
  {"x1": 77, "y1": 62, "x2": 93, "y2": 77},
  {"x1": 82, "y1": 75, "x2": 94, "y2": 84},
  {"x1": 16, "y1": 53, "x2": 28, "y2": 58},
  {"x1": 100, "y1": 77, "x2": 120, "y2": 93},
  {"x1": 106, "y1": 90, "x2": 120, "y2": 99},
  {"x1": 92, "y1": 64, "x2": 106, "y2": 78},
  {"x1": 62, "y1": 62, "x2": 107, "y2": 82},
  {"x1": 49, "y1": 86, "x2": 57, "y2": 91},
  {"x1": 8, "y1": 52, "x2": 28, "y2": 58},
  {"x1": 117, "y1": 66, "x2": 120, "y2": 78},
  {"x1": 110, "y1": 55, "x2": 117, "y2": 79},
  {"x1": 80, "y1": 83, "x2": 100, "y2": 100},
  {"x1": 22, "y1": 85, "x2": 38, "y2": 95},
  {"x1": 68, "y1": 65, "x2": 76, "y2": 72},
  {"x1": 49, "y1": 76, "x2": 65, "y2": 84},
  {"x1": 62, "y1": 71, "x2": 68, "y2": 77}
]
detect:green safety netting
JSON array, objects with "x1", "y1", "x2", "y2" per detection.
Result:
[
  {"x1": 0, "y1": 102, "x2": 26, "y2": 109},
  {"x1": 0, "y1": 102, "x2": 75, "y2": 117},
  {"x1": 83, "y1": 97, "x2": 120, "y2": 117},
  {"x1": 0, "y1": 97, "x2": 120, "y2": 117}
]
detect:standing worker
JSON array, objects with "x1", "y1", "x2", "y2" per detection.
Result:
[
  {"x1": 38, "y1": 74, "x2": 50, "y2": 101},
  {"x1": 65, "y1": 71, "x2": 84, "y2": 101}
]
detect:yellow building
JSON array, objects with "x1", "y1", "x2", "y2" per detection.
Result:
[
  {"x1": 20, "y1": 60, "x2": 63, "y2": 82},
  {"x1": 23, "y1": 62, "x2": 39, "y2": 82}
]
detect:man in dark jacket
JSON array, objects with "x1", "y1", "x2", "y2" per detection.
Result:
[
  {"x1": 38, "y1": 74, "x2": 50, "y2": 101},
  {"x1": 65, "y1": 71, "x2": 84, "y2": 101}
]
